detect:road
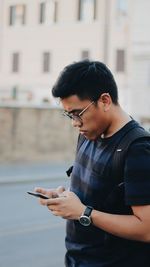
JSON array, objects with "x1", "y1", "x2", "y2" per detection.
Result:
[{"x1": 0, "y1": 179, "x2": 70, "y2": 267}]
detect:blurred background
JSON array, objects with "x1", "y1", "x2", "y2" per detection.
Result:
[
  {"x1": 0, "y1": 0, "x2": 150, "y2": 266},
  {"x1": 0, "y1": 0, "x2": 150, "y2": 162}
]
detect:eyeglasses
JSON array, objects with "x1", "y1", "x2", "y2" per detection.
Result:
[{"x1": 62, "y1": 101, "x2": 95, "y2": 124}]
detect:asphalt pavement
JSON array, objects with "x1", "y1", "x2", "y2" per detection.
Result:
[
  {"x1": 0, "y1": 180, "x2": 69, "y2": 267},
  {"x1": 0, "y1": 161, "x2": 72, "y2": 185}
]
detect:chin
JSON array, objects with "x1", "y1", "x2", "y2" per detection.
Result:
[{"x1": 84, "y1": 133, "x2": 98, "y2": 141}]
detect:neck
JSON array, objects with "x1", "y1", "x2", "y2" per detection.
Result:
[{"x1": 103, "y1": 105, "x2": 131, "y2": 138}]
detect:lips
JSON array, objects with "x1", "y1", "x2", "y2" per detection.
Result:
[{"x1": 79, "y1": 130, "x2": 87, "y2": 135}]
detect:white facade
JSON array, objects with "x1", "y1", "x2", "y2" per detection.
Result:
[
  {"x1": 0, "y1": 0, "x2": 149, "y2": 122},
  {"x1": 129, "y1": 0, "x2": 150, "y2": 123}
]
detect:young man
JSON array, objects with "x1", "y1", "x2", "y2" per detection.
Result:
[{"x1": 35, "y1": 60, "x2": 150, "y2": 266}]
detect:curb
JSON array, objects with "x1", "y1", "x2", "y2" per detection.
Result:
[
  {"x1": 0, "y1": 162, "x2": 70, "y2": 185},
  {"x1": 0, "y1": 173, "x2": 69, "y2": 185}
]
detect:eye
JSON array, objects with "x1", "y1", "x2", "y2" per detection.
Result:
[
  {"x1": 72, "y1": 110, "x2": 82, "y2": 116},
  {"x1": 72, "y1": 112, "x2": 79, "y2": 116}
]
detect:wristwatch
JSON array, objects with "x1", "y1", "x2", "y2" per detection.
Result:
[{"x1": 79, "y1": 206, "x2": 93, "y2": 226}]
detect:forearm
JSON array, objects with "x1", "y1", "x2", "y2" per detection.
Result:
[
  {"x1": 36, "y1": 188, "x2": 150, "y2": 243},
  {"x1": 91, "y1": 210, "x2": 150, "y2": 242}
]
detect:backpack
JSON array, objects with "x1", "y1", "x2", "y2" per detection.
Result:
[
  {"x1": 66, "y1": 124, "x2": 150, "y2": 213},
  {"x1": 66, "y1": 124, "x2": 150, "y2": 179}
]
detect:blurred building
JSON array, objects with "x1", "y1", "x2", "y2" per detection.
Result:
[
  {"x1": 130, "y1": 0, "x2": 150, "y2": 126},
  {"x1": 0, "y1": 0, "x2": 149, "y2": 123}
]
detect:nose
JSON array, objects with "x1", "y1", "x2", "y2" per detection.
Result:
[{"x1": 71, "y1": 119, "x2": 82, "y2": 128}]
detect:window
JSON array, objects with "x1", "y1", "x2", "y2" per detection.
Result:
[
  {"x1": 43, "y1": 52, "x2": 51, "y2": 73},
  {"x1": 117, "y1": 0, "x2": 127, "y2": 15},
  {"x1": 12, "y1": 53, "x2": 20, "y2": 73},
  {"x1": 116, "y1": 49, "x2": 125, "y2": 72},
  {"x1": 9, "y1": 5, "x2": 26, "y2": 26},
  {"x1": 39, "y1": 2, "x2": 45, "y2": 23},
  {"x1": 81, "y1": 50, "x2": 90, "y2": 59},
  {"x1": 78, "y1": 0, "x2": 96, "y2": 21},
  {"x1": 9, "y1": 6, "x2": 15, "y2": 25},
  {"x1": 39, "y1": 0, "x2": 57, "y2": 24}
]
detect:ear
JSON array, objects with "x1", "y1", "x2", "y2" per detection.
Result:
[{"x1": 99, "y1": 93, "x2": 111, "y2": 112}]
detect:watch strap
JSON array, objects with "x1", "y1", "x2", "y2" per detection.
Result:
[{"x1": 84, "y1": 206, "x2": 93, "y2": 217}]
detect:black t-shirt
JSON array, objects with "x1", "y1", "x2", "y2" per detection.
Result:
[{"x1": 65, "y1": 121, "x2": 150, "y2": 267}]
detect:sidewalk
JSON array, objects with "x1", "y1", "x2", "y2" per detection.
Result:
[{"x1": 0, "y1": 161, "x2": 71, "y2": 185}]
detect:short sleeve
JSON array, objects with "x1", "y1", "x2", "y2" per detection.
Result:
[{"x1": 124, "y1": 138, "x2": 150, "y2": 206}]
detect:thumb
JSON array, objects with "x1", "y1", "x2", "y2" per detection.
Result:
[
  {"x1": 34, "y1": 187, "x2": 53, "y2": 198},
  {"x1": 34, "y1": 187, "x2": 48, "y2": 194}
]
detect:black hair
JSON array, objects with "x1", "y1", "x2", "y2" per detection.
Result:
[{"x1": 52, "y1": 60, "x2": 118, "y2": 104}]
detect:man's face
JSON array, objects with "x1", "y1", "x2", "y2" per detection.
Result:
[{"x1": 61, "y1": 95, "x2": 111, "y2": 140}]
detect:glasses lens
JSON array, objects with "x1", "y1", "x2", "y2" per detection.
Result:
[
  {"x1": 63, "y1": 111, "x2": 82, "y2": 123},
  {"x1": 63, "y1": 111, "x2": 72, "y2": 119}
]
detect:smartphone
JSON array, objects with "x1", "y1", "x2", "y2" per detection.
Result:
[{"x1": 27, "y1": 191, "x2": 49, "y2": 199}]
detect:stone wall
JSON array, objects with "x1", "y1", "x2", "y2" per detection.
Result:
[{"x1": 0, "y1": 106, "x2": 78, "y2": 162}]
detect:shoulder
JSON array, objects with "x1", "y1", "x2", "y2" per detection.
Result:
[
  {"x1": 124, "y1": 135, "x2": 150, "y2": 179},
  {"x1": 124, "y1": 136, "x2": 150, "y2": 206},
  {"x1": 125, "y1": 136, "x2": 150, "y2": 179},
  {"x1": 127, "y1": 136, "x2": 150, "y2": 157}
]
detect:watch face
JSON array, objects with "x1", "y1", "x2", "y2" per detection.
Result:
[{"x1": 79, "y1": 215, "x2": 91, "y2": 226}]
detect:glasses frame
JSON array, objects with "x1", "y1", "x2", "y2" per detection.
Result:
[{"x1": 62, "y1": 101, "x2": 95, "y2": 124}]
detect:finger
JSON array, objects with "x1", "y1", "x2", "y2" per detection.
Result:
[
  {"x1": 47, "y1": 204, "x2": 57, "y2": 211},
  {"x1": 51, "y1": 210, "x2": 60, "y2": 216},
  {"x1": 46, "y1": 203, "x2": 57, "y2": 209},
  {"x1": 56, "y1": 186, "x2": 66, "y2": 195},
  {"x1": 34, "y1": 187, "x2": 48, "y2": 195},
  {"x1": 39, "y1": 198, "x2": 47, "y2": 206},
  {"x1": 58, "y1": 190, "x2": 70, "y2": 198},
  {"x1": 62, "y1": 216, "x2": 69, "y2": 220},
  {"x1": 51, "y1": 192, "x2": 59, "y2": 198},
  {"x1": 46, "y1": 198, "x2": 60, "y2": 205},
  {"x1": 34, "y1": 187, "x2": 55, "y2": 198}
]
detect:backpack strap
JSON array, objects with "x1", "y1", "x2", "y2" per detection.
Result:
[
  {"x1": 77, "y1": 134, "x2": 86, "y2": 151},
  {"x1": 66, "y1": 134, "x2": 86, "y2": 177},
  {"x1": 111, "y1": 126, "x2": 150, "y2": 184},
  {"x1": 66, "y1": 125, "x2": 150, "y2": 179}
]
